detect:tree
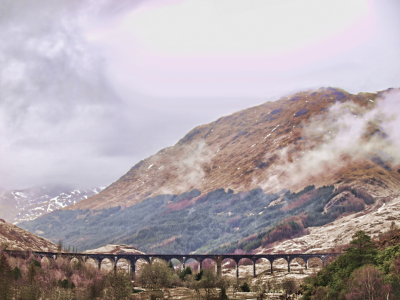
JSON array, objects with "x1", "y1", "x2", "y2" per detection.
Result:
[
  {"x1": 86, "y1": 277, "x2": 105, "y2": 300},
  {"x1": 57, "y1": 240, "x2": 63, "y2": 254},
  {"x1": 27, "y1": 261, "x2": 39, "y2": 284},
  {"x1": 200, "y1": 269, "x2": 217, "y2": 299},
  {"x1": 282, "y1": 277, "x2": 297, "y2": 299},
  {"x1": 240, "y1": 282, "x2": 250, "y2": 292},
  {"x1": 312, "y1": 286, "x2": 331, "y2": 300},
  {"x1": 300, "y1": 231, "x2": 378, "y2": 298},
  {"x1": 344, "y1": 231, "x2": 377, "y2": 266},
  {"x1": 195, "y1": 269, "x2": 204, "y2": 281},
  {"x1": 12, "y1": 266, "x2": 21, "y2": 281},
  {"x1": 220, "y1": 286, "x2": 229, "y2": 300},
  {"x1": 139, "y1": 261, "x2": 177, "y2": 289},
  {"x1": 345, "y1": 265, "x2": 392, "y2": 300},
  {"x1": 179, "y1": 266, "x2": 193, "y2": 280},
  {"x1": 105, "y1": 271, "x2": 133, "y2": 300}
]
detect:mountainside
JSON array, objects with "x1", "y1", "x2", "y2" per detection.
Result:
[
  {"x1": 0, "y1": 218, "x2": 57, "y2": 251},
  {"x1": 19, "y1": 87, "x2": 400, "y2": 253},
  {"x1": 72, "y1": 87, "x2": 400, "y2": 211},
  {"x1": 0, "y1": 185, "x2": 103, "y2": 224},
  {"x1": 259, "y1": 195, "x2": 399, "y2": 254}
]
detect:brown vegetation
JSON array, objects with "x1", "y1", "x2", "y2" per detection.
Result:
[
  {"x1": 374, "y1": 221, "x2": 400, "y2": 250},
  {"x1": 0, "y1": 249, "x2": 132, "y2": 300},
  {"x1": 262, "y1": 216, "x2": 309, "y2": 247}
]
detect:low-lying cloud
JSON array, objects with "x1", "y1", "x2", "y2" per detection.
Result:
[{"x1": 259, "y1": 90, "x2": 400, "y2": 191}]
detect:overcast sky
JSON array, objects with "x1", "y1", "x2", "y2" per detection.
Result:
[{"x1": 0, "y1": 0, "x2": 399, "y2": 190}]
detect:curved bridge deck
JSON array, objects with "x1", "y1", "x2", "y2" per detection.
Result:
[{"x1": 4, "y1": 250, "x2": 340, "y2": 278}]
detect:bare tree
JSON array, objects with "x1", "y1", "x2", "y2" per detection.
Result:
[{"x1": 282, "y1": 277, "x2": 298, "y2": 299}]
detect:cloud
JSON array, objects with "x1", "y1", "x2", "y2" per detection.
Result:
[
  {"x1": 156, "y1": 139, "x2": 214, "y2": 195},
  {"x1": 259, "y1": 90, "x2": 400, "y2": 191},
  {"x1": 175, "y1": 140, "x2": 213, "y2": 189},
  {"x1": 0, "y1": 0, "x2": 141, "y2": 189},
  {"x1": 0, "y1": 0, "x2": 268, "y2": 191}
]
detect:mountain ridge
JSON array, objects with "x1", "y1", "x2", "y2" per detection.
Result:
[{"x1": 0, "y1": 185, "x2": 103, "y2": 224}]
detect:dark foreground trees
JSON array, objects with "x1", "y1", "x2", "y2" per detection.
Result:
[{"x1": 301, "y1": 230, "x2": 400, "y2": 299}]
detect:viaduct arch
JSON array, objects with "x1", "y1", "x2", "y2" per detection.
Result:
[{"x1": 4, "y1": 250, "x2": 338, "y2": 278}]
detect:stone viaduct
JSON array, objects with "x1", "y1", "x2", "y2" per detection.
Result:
[{"x1": 5, "y1": 250, "x2": 339, "y2": 278}]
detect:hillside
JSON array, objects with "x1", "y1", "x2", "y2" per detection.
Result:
[
  {"x1": 258, "y1": 194, "x2": 400, "y2": 254},
  {"x1": 19, "y1": 87, "x2": 400, "y2": 253},
  {"x1": 0, "y1": 185, "x2": 103, "y2": 224},
  {"x1": 0, "y1": 218, "x2": 57, "y2": 251},
  {"x1": 72, "y1": 87, "x2": 400, "y2": 211}
]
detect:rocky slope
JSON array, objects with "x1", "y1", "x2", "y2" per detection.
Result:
[
  {"x1": 72, "y1": 87, "x2": 400, "y2": 211},
  {"x1": 0, "y1": 218, "x2": 57, "y2": 251},
  {"x1": 0, "y1": 185, "x2": 103, "y2": 224}
]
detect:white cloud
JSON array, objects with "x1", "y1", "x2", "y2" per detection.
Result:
[{"x1": 258, "y1": 90, "x2": 400, "y2": 191}]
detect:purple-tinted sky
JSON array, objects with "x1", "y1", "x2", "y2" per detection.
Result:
[{"x1": 0, "y1": 0, "x2": 399, "y2": 189}]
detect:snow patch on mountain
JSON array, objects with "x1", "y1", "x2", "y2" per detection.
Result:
[{"x1": 0, "y1": 186, "x2": 104, "y2": 224}]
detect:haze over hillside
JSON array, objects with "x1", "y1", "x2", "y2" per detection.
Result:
[{"x1": 19, "y1": 87, "x2": 400, "y2": 253}]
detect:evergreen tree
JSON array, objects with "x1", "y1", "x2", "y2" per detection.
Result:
[
  {"x1": 179, "y1": 266, "x2": 193, "y2": 280},
  {"x1": 344, "y1": 230, "x2": 377, "y2": 266}
]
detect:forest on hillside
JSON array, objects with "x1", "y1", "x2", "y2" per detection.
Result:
[{"x1": 19, "y1": 184, "x2": 373, "y2": 254}]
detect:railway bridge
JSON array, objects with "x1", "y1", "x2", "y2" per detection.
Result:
[{"x1": 5, "y1": 250, "x2": 339, "y2": 278}]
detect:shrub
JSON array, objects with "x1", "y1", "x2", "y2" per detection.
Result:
[{"x1": 139, "y1": 261, "x2": 177, "y2": 289}]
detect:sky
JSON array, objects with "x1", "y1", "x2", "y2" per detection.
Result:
[{"x1": 0, "y1": 0, "x2": 399, "y2": 190}]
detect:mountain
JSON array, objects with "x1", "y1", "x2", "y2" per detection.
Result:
[
  {"x1": 0, "y1": 218, "x2": 57, "y2": 251},
  {"x1": 19, "y1": 87, "x2": 400, "y2": 253},
  {"x1": 72, "y1": 87, "x2": 400, "y2": 211},
  {"x1": 0, "y1": 185, "x2": 104, "y2": 224}
]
